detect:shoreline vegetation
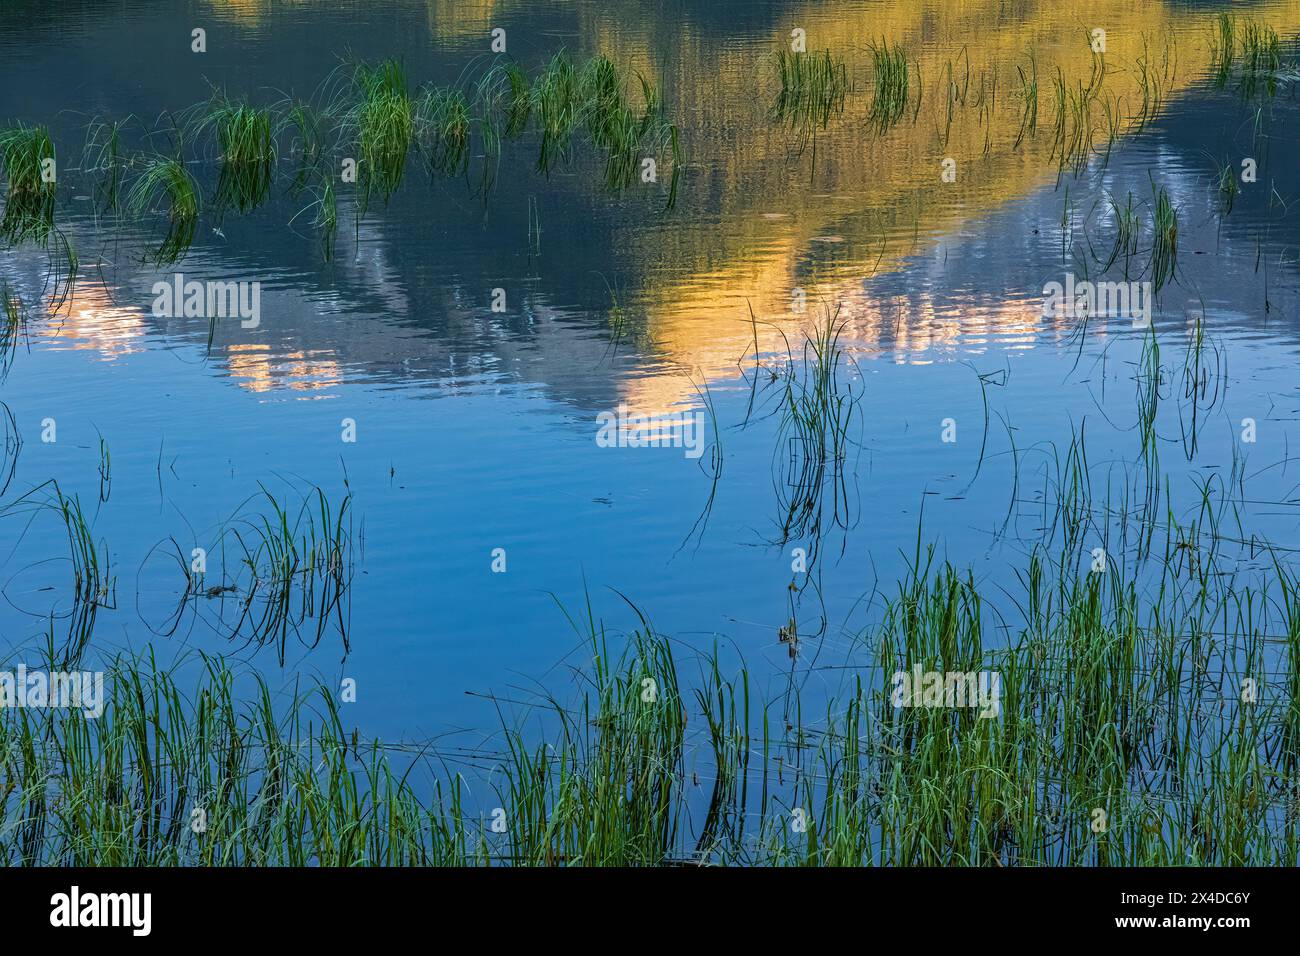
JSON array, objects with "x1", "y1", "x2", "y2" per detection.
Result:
[
  {"x1": 5, "y1": 284, "x2": 1294, "y2": 865},
  {"x1": 1, "y1": 17, "x2": 1299, "y2": 867},
  {"x1": 3, "y1": 441, "x2": 1299, "y2": 865}
]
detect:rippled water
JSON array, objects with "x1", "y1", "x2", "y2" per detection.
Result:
[{"x1": 1, "y1": 0, "x2": 1298, "y2": 744}]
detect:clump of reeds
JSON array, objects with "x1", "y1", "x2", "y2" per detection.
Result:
[
  {"x1": 1213, "y1": 157, "x2": 1238, "y2": 216},
  {"x1": 867, "y1": 39, "x2": 910, "y2": 134},
  {"x1": 190, "y1": 94, "x2": 276, "y2": 213},
  {"x1": 771, "y1": 305, "x2": 860, "y2": 570},
  {"x1": 471, "y1": 72, "x2": 506, "y2": 197},
  {"x1": 774, "y1": 49, "x2": 848, "y2": 152},
  {"x1": 1132, "y1": 34, "x2": 1173, "y2": 133},
  {"x1": 0, "y1": 648, "x2": 470, "y2": 866},
  {"x1": 1211, "y1": 12, "x2": 1236, "y2": 87},
  {"x1": 1149, "y1": 182, "x2": 1177, "y2": 296},
  {"x1": 1176, "y1": 311, "x2": 1226, "y2": 460},
  {"x1": 56, "y1": 483, "x2": 113, "y2": 663},
  {"x1": 349, "y1": 59, "x2": 414, "y2": 212},
  {"x1": 502, "y1": 62, "x2": 532, "y2": 136},
  {"x1": 1213, "y1": 15, "x2": 1282, "y2": 96},
  {"x1": 1237, "y1": 19, "x2": 1281, "y2": 97},
  {"x1": 413, "y1": 87, "x2": 471, "y2": 178},
  {"x1": 286, "y1": 164, "x2": 338, "y2": 260},
  {"x1": 523, "y1": 52, "x2": 680, "y2": 205},
  {"x1": 584, "y1": 56, "x2": 641, "y2": 188},
  {"x1": 1103, "y1": 191, "x2": 1140, "y2": 277},
  {"x1": 285, "y1": 101, "x2": 327, "y2": 195},
  {"x1": 0, "y1": 123, "x2": 56, "y2": 244},
  {"x1": 1135, "y1": 323, "x2": 1161, "y2": 465},
  {"x1": 1049, "y1": 67, "x2": 1104, "y2": 178},
  {"x1": 532, "y1": 51, "x2": 581, "y2": 175},
  {"x1": 496, "y1": 620, "x2": 689, "y2": 865},
  {"x1": 587, "y1": 63, "x2": 676, "y2": 193},
  {"x1": 188, "y1": 484, "x2": 354, "y2": 663},
  {"x1": 124, "y1": 154, "x2": 201, "y2": 264},
  {"x1": 282, "y1": 101, "x2": 339, "y2": 258},
  {"x1": 0, "y1": 479, "x2": 115, "y2": 665},
  {"x1": 81, "y1": 117, "x2": 129, "y2": 213}
]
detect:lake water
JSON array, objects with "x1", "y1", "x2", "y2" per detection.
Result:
[{"x1": 1, "y1": 0, "x2": 1298, "y2": 755}]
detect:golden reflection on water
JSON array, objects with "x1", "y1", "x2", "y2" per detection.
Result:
[
  {"x1": 161, "y1": 1, "x2": 1300, "y2": 410},
  {"x1": 422, "y1": 0, "x2": 502, "y2": 38},
  {"x1": 38, "y1": 279, "x2": 147, "y2": 359},
  {"x1": 225, "y1": 343, "x2": 344, "y2": 395},
  {"x1": 44, "y1": 279, "x2": 343, "y2": 395},
  {"x1": 576, "y1": 0, "x2": 1300, "y2": 414}
]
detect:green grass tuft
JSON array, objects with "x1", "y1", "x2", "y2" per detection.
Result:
[
  {"x1": 350, "y1": 59, "x2": 415, "y2": 212},
  {"x1": 867, "y1": 39, "x2": 911, "y2": 134},
  {"x1": 0, "y1": 123, "x2": 56, "y2": 245},
  {"x1": 191, "y1": 95, "x2": 276, "y2": 214},
  {"x1": 774, "y1": 49, "x2": 848, "y2": 153},
  {"x1": 125, "y1": 154, "x2": 201, "y2": 265}
]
